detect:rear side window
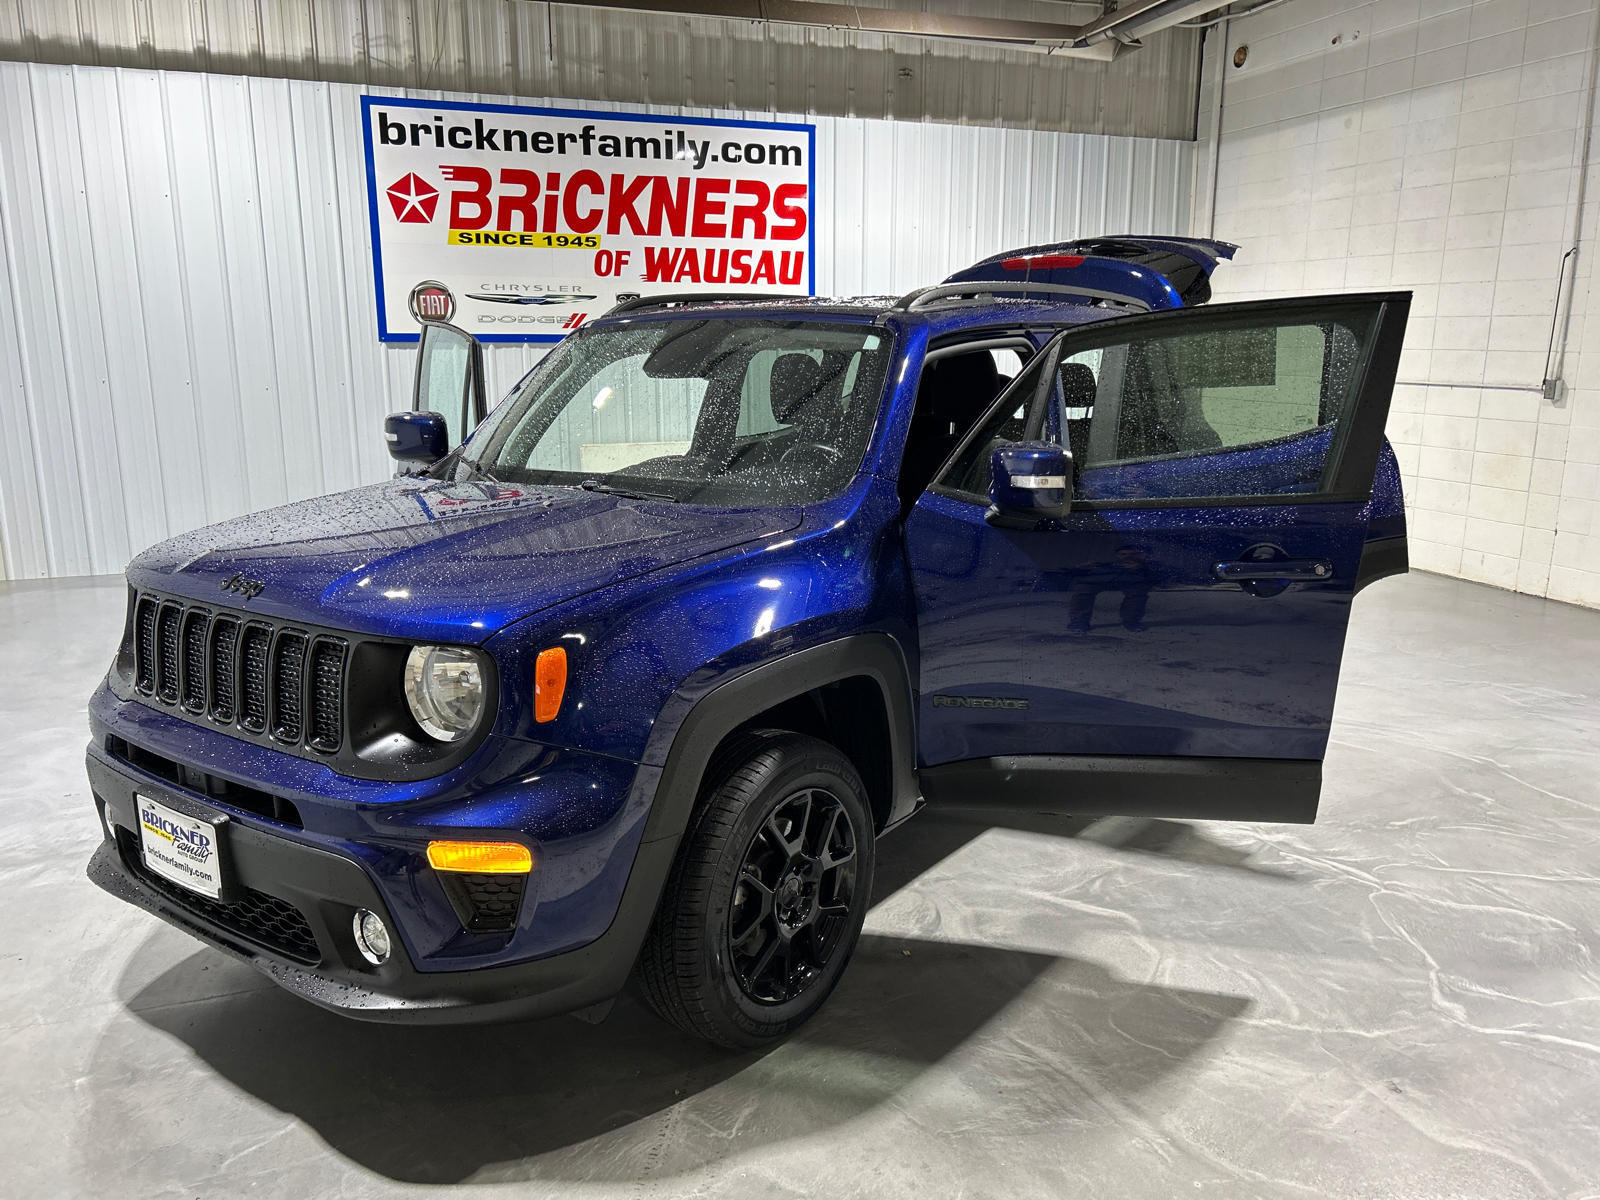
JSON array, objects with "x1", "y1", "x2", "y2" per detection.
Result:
[
  {"x1": 934, "y1": 305, "x2": 1380, "y2": 504},
  {"x1": 1069, "y1": 315, "x2": 1372, "y2": 501}
]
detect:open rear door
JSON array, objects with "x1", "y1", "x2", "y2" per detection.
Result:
[{"x1": 905, "y1": 291, "x2": 1409, "y2": 823}]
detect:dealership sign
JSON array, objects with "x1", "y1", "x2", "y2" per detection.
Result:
[{"x1": 360, "y1": 96, "x2": 816, "y2": 342}]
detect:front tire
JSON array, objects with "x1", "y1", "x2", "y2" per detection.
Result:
[{"x1": 637, "y1": 730, "x2": 875, "y2": 1049}]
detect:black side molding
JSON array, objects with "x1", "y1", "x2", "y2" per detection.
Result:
[
  {"x1": 920, "y1": 754, "x2": 1322, "y2": 824},
  {"x1": 1355, "y1": 536, "x2": 1409, "y2": 593}
]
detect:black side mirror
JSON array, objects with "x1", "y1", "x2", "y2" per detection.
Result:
[
  {"x1": 385, "y1": 410, "x2": 448, "y2": 465},
  {"x1": 987, "y1": 440, "x2": 1070, "y2": 529}
]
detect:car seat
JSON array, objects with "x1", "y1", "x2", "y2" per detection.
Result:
[{"x1": 897, "y1": 352, "x2": 1002, "y2": 508}]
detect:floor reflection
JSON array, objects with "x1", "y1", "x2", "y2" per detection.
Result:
[{"x1": 114, "y1": 806, "x2": 1252, "y2": 1185}]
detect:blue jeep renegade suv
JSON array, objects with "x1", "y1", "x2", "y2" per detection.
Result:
[{"x1": 86, "y1": 238, "x2": 1410, "y2": 1047}]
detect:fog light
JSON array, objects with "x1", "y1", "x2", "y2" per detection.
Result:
[{"x1": 353, "y1": 909, "x2": 392, "y2": 965}]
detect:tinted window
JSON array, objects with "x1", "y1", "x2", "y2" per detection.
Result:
[
  {"x1": 936, "y1": 351, "x2": 1052, "y2": 496},
  {"x1": 1064, "y1": 313, "x2": 1374, "y2": 501}
]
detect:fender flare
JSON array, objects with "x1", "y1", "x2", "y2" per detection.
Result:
[
  {"x1": 640, "y1": 631, "x2": 921, "y2": 846},
  {"x1": 534, "y1": 633, "x2": 922, "y2": 1018}
]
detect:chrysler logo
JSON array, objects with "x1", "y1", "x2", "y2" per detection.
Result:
[
  {"x1": 387, "y1": 172, "x2": 439, "y2": 224},
  {"x1": 219, "y1": 573, "x2": 265, "y2": 600}
]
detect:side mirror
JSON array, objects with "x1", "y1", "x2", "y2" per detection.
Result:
[
  {"x1": 987, "y1": 441, "x2": 1070, "y2": 529},
  {"x1": 385, "y1": 410, "x2": 448, "y2": 465}
]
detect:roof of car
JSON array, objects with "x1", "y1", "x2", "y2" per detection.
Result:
[{"x1": 587, "y1": 293, "x2": 1135, "y2": 338}]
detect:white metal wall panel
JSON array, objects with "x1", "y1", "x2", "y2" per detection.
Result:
[
  {"x1": 2, "y1": 0, "x2": 1201, "y2": 141},
  {"x1": 0, "y1": 60, "x2": 1195, "y2": 579}
]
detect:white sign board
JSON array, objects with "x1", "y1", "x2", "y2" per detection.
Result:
[{"x1": 361, "y1": 97, "x2": 816, "y2": 342}]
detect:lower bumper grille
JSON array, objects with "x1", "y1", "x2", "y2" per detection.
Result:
[
  {"x1": 439, "y1": 872, "x2": 527, "y2": 933},
  {"x1": 118, "y1": 828, "x2": 321, "y2": 964}
]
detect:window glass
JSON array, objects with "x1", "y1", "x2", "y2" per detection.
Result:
[
  {"x1": 416, "y1": 324, "x2": 472, "y2": 447},
  {"x1": 1065, "y1": 314, "x2": 1372, "y2": 501},
  {"x1": 936, "y1": 351, "x2": 1051, "y2": 496},
  {"x1": 989, "y1": 347, "x2": 1024, "y2": 380},
  {"x1": 459, "y1": 321, "x2": 891, "y2": 506}
]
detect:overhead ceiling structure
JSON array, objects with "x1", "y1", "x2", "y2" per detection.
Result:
[
  {"x1": 0, "y1": 0, "x2": 1207, "y2": 139},
  {"x1": 555, "y1": 0, "x2": 1231, "y2": 60}
]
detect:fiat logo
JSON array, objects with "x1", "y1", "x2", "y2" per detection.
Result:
[{"x1": 408, "y1": 280, "x2": 455, "y2": 324}]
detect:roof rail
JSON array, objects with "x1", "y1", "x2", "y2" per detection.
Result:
[
  {"x1": 604, "y1": 292, "x2": 796, "y2": 316},
  {"x1": 890, "y1": 280, "x2": 1152, "y2": 314}
]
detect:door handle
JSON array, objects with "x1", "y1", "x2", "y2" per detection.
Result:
[{"x1": 1213, "y1": 559, "x2": 1334, "y2": 581}]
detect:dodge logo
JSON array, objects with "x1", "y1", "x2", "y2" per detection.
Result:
[
  {"x1": 387, "y1": 172, "x2": 438, "y2": 223},
  {"x1": 219, "y1": 573, "x2": 265, "y2": 600}
]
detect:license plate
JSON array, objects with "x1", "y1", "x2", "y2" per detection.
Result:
[{"x1": 137, "y1": 794, "x2": 225, "y2": 900}]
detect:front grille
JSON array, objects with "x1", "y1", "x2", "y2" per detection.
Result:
[
  {"x1": 238, "y1": 622, "x2": 272, "y2": 734},
  {"x1": 208, "y1": 616, "x2": 239, "y2": 724},
  {"x1": 156, "y1": 603, "x2": 182, "y2": 704},
  {"x1": 131, "y1": 594, "x2": 347, "y2": 758},
  {"x1": 307, "y1": 638, "x2": 346, "y2": 752},
  {"x1": 180, "y1": 609, "x2": 209, "y2": 713},
  {"x1": 134, "y1": 597, "x2": 158, "y2": 693},
  {"x1": 119, "y1": 828, "x2": 320, "y2": 963},
  {"x1": 270, "y1": 631, "x2": 308, "y2": 744}
]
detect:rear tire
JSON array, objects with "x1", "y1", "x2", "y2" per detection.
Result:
[{"x1": 637, "y1": 729, "x2": 875, "y2": 1049}]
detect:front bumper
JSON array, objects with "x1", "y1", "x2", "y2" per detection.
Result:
[{"x1": 87, "y1": 747, "x2": 677, "y2": 1024}]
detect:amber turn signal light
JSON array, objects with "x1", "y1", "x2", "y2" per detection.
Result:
[
  {"x1": 426, "y1": 840, "x2": 534, "y2": 874},
  {"x1": 534, "y1": 646, "x2": 567, "y2": 723}
]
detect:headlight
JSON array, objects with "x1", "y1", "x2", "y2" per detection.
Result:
[{"x1": 403, "y1": 645, "x2": 485, "y2": 742}]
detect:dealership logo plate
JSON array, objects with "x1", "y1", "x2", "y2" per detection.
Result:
[{"x1": 137, "y1": 794, "x2": 224, "y2": 899}]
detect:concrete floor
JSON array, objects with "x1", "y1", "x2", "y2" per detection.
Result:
[{"x1": 2, "y1": 571, "x2": 1598, "y2": 1199}]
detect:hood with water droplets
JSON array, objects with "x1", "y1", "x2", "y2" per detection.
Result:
[{"x1": 129, "y1": 478, "x2": 799, "y2": 644}]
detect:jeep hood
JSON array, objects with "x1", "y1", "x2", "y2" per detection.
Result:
[{"x1": 127, "y1": 478, "x2": 800, "y2": 643}]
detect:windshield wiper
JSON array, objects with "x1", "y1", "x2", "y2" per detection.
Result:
[
  {"x1": 457, "y1": 457, "x2": 501, "y2": 485},
  {"x1": 579, "y1": 479, "x2": 678, "y2": 502}
]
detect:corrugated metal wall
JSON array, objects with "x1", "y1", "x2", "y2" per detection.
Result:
[
  {"x1": 0, "y1": 0, "x2": 1202, "y2": 140},
  {"x1": 0, "y1": 60, "x2": 1196, "y2": 580}
]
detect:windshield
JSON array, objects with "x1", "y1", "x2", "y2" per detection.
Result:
[{"x1": 450, "y1": 319, "x2": 894, "y2": 505}]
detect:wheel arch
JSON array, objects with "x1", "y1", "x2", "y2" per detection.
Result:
[{"x1": 641, "y1": 633, "x2": 920, "y2": 846}]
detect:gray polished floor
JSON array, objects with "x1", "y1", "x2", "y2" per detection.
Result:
[{"x1": 2, "y1": 571, "x2": 1597, "y2": 1199}]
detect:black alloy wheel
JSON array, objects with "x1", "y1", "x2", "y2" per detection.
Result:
[
  {"x1": 728, "y1": 786, "x2": 859, "y2": 1004},
  {"x1": 637, "y1": 729, "x2": 875, "y2": 1049}
]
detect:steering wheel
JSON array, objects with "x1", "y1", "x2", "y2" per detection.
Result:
[{"x1": 779, "y1": 441, "x2": 843, "y2": 465}]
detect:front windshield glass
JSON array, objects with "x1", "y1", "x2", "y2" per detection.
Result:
[{"x1": 452, "y1": 319, "x2": 894, "y2": 505}]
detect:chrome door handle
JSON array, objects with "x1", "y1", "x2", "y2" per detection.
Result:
[{"x1": 1213, "y1": 559, "x2": 1334, "y2": 581}]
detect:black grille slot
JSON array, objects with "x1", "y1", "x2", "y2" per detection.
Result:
[
  {"x1": 439, "y1": 872, "x2": 527, "y2": 933},
  {"x1": 239, "y1": 623, "x2": 272, "y2": 733},
  {"x1": 307, "y1": 638, "x2": 346, "y2": 753},
  {"x1": 119, "y1": 829, "x2": 320, "y2": 963},
  {"x1": 209, "y1": 616, "x2": 239, "y2": 724},
  {"x1": 180, "y1": 609, "x2": 209, "y2": 713},
  {"x1": 270, "y1": 631, "x2": 308, "y2": 744},
  {"x1": 134, "y1": 597, "x2": 158, "y2": 693},
  {"x1": 156, "y1": 603, "x2": 183, "y2": 704}
]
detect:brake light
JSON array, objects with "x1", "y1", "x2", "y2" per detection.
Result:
[
  {"x1": 426, "y1": 840, "x2": 534, "y2": 873},
  {"x1": 534, "y1": 646, "x2": 567, "y2": 723},
  {"x1": 1001, "y1": 254, "x2": 1086, "y2": 271}
]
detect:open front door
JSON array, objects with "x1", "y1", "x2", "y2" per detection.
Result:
[
  {"x1": 906, "y1": 292, "x2": 1409, "y2": 823},
  {"x1": 413, "y1": 321, "x2": 488, "y2": 447}
]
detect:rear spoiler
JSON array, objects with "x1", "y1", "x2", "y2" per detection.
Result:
[{"x1": 942, "y1": 236, "x2": 1238, "y2": 312}]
